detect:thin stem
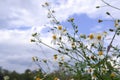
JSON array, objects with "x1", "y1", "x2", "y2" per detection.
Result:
[
  {"x1": 101, "y1": 0, "x2": 120, "y2": 11},
  {"x1": 35, "y1": 61, "x2": 46, "y2": 73},
  {"x1": 38, "y1": 40, "x2": 82, "y2": 62},
  {"x1": 106, "y1": 29, "x2": 117, "y2": 54},
  {"x1": 48, "y1": 9, "x2": 60, "y2": 24}
]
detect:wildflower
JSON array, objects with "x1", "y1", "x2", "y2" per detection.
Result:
[
  {"x1": 71, "y1": 42, "x2": 76, "y2": 48},
  {"x1": 36, "y1": 77, "x2": 42, "y2": 80},
  {"x1": 90, "y1": 55, "x2": 96, "y2": 61},
  {"x1": 92, "y1": 75, "x2": 97, "y2": 80},
  {"x1": 98, "y1": 51, "x2": 104, "y2": 59},
  {"x1": 89, "y1": 33, "x2": 106, "y2": 41},
  {"x1": 114, "y1": 20, "x2": 120, "y2": 28},
  {"x1": 97, "y1": 35, "x2": 101, "y2": 40},
  {"x1": 85, "y1": 67, "x2": 94, "y2": 75},
  {"x1": 54, "y1": 77, "x2": 60, "y2": 80},
  {"x1": 52, "y1": 34, "x2": 57, "y2": 40},
  {"x1": 57, "y1": 25, "x2": 62, "y2": 30},
  {"x1": 110, "y1": 72, "x2": 116, "y2": 78},
  {"x1": 98, "y1": 51, "x2": 103, "y2": 55},
  {"x1": 89, "y1": 34, "x2": 94, "y2": 39},
  {"x1": 54, "y1": 54, "x2": 58, "y2": 60},
  {"x1": 88, "y1": 68, "x2": 93, "y2": 74},
  {"x1": 87, "y1": 32, "x2": 106, "y2": 47}
]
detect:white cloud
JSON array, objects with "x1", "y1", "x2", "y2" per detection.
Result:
[
  {"x1": 0, "y1": 0, "x2": 49, "y2": 28},
  {"x1": 0, "y1": 29, "x2": 57, "y2": 73},
  {"x1": 1, "y1": 0, "x2": 120, "y2": 28},
  {"x1": 52, "y1": 0, "x2": 120, "y2": 21}
]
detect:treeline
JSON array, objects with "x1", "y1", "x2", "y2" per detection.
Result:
[
  {"x1": 0, "y1": 66, "x2": 91, "y2": 80},
  {"x1": 0, "y1": 67, "x2": 41, "y2": 80}
]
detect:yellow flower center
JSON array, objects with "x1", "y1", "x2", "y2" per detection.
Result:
[
  {"x1": 54, "y1": 77, "x2": 59, "y2": 80},
  {"x1": 58, "y1": 26, "x2": 62, "y2": 30},
  {"x1": 97, "y1": 35, "x2": 102, "y2": 40},
  {"x1": 89, "y1": 34, "x2": 94, "y2": 39},
  {"x1": 36, "y1": 77, "x2": 41, "y2": 80},
  {"x1": 110, "y1": 72, "x2": 116, "y2": 77},
  {"x1": 71, "y1": 42, "x2": 75, "y2": 48},
  {"x1": 98, "y1": 51, "x2": 103, "y2": 56},
  {"x1": 52, "y1": 34, "x2": 57, "y2": 40}
]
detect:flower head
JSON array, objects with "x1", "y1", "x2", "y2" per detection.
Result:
[
  {"x1": 110, "y1": 72, "x2": 116, "y2": 78},
  {"x1": 54, "y1": 77, "x2": 60, "y2": 80},
  {"x1": 36, "y1": 77, "x2": 40, "y2": 80},
  {"x1": 87, "y1": 32, "x2": 107, "y2": 48},
  {"x1": 98, "y1": 51, "x2": 104, "y2": 59},
  {"x1": 89, "y1": 34, "x2": 94, "y2": 39},
  {"x1": 71, "y1": 42, "x2": 76, "y2": 48},
  {"x1": 114, "y1": 20, "x2": 120, "y2": 28},
  {"x1": 52, "y1": 34, "x2": 57, "y2": 40},
  {"x1": 85, "y1": 67, "x2": 95, "y2": 75},
  {"x1": 57, "y1": 25, "x2": 62, "y2": 30},
  {"x1": 97, "y1": 35, "x2": 101, "y2": 40},
  {"x1": 98, "y1": 51, "x2": 103, "y2": 56},
  {"x1": 92, "y1": 75, "x2": 97, "y2": 80}
]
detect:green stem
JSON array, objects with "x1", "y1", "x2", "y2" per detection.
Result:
[
  {"x1": 101, "y1": 0, "x2": 120, "y2": 11},
  {"x1": 38, "y1": 40, "x2": 82, "y2": 62},
  {"x1": 106, "y1": 29, "x2": 117, "y2": 55}
]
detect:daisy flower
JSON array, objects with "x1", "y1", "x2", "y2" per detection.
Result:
[{"x1": 98, "y1": 51, "x2": 104, "y2": 59}]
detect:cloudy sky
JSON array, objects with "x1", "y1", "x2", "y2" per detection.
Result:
[{"x1": 0, "y1": 0, "x2": 120, "y2": 73}]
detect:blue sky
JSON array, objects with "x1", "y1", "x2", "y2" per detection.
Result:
[{"x1": 0, "y1": 0, "x2": 120, "y2": 73}]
